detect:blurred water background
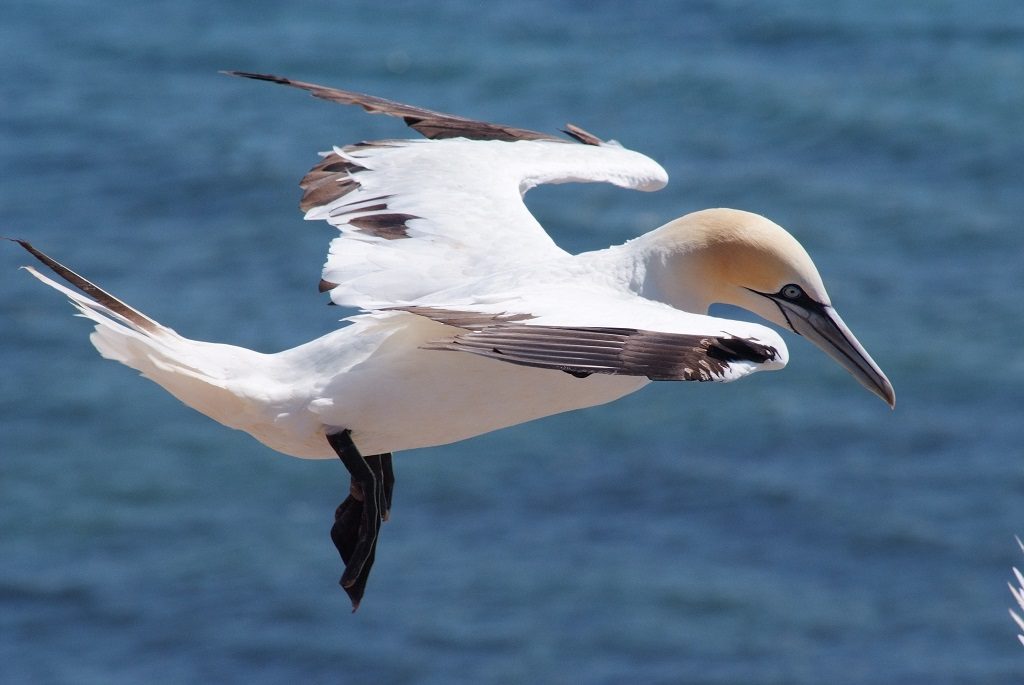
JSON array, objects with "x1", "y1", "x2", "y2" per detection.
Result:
[{"x1": 2, "y1": 1, "x2": 1023, "y2": 683}]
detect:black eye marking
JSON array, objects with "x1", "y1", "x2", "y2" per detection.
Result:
[{"x1": 780, "y1": 284, "x2": 804, "y2": 300}]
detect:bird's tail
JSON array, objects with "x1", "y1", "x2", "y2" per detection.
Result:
[{"x1": 12, "y1": 240, "x2": 267, "y2": 432}]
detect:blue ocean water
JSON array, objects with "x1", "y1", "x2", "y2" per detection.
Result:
[{"x1": 2, "y1": 1, "x2": 1022, "y2": 682}]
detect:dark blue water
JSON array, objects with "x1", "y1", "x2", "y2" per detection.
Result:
[{"x1": 2, "y1": 1, "x2": 1023, "y2": 682}]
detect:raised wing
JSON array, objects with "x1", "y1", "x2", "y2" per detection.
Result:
[{"x1": 226, "y1": 73, "x2": 668, "y2": 309}]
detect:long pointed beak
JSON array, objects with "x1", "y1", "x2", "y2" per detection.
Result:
[{"x1": 778, "y1": 300, "x2": 895, "y2": 408}]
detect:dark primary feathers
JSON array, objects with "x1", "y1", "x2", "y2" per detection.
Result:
[
  {"x1": 222, "y1": 71, "x2": 605, "y2": 145},
  {"x1": 396, "y1": 306, "x2": 779, "y2": 382}
]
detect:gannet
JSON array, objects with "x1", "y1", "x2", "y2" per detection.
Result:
[{"x1": 10, "y1": 72, "x2": 894, "y2": 610}]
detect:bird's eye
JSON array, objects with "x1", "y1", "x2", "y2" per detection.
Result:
[{"x1": 780, "y1": 284, "x2": 803, "y2": 300}]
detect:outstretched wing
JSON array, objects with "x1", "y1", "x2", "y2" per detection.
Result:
[
  {"x1": 387, "y1": 284, "x2": 789, "y2": 383},
  {"x1": 226, "y1": 72, "x2": 668, "y2": 308}
]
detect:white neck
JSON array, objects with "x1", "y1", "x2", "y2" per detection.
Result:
[{"x1": 579, "y1": 229, "x2": 719, "y2": 315}]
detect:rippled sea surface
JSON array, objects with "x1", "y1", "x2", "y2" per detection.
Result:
[{"x1": 2, "y1": 1, "x2": 1023, "y2": 683}]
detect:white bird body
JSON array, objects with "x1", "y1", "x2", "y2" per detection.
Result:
[
  {"x1": 13, "y1": 73, "x2": 893, "y2": 607},
  {"x1": 27, "y1": 218, "x2": 787, "y2": 458},
  {"x1": 287, "y1": 314, "x2": 652, "y2": 457}
]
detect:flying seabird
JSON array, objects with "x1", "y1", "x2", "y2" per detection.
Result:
[{"x1": 11, "y1": 72, "x2": 895, "y2": 610}]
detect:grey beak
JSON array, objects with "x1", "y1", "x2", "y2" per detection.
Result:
[{"x1": 777, "y1": 299, "x2": 896, "y2": 408}]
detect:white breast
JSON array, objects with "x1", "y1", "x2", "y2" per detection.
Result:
[{"x1": 262, "y1": 313, "x2": 650, "y2": 458}]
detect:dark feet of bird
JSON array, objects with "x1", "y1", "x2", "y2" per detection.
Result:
[{"x1": 327, "y1": 430, "x2": 394, "y2": 611}]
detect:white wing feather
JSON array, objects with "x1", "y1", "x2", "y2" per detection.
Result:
[{"x1": 304, "y1": 137, "x2": 667, "y2": 308}]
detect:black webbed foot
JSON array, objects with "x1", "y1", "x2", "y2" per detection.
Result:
[
  {"x1": 330, "y1": 487, "x2": 374, "y2": 609},
  {"x1": 327, "y1": 431, "x2": 394, "y2": 611}
]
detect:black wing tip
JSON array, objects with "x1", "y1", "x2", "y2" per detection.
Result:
[
  {"x1": 221, "y1": 70, "x2": 288, "y2": 84},
  {"x1": 4, "y1": 237, "x2": 45, "y2": 266},
  {"x1": 223, "y1": 70, "x2": 572, "y2": 144},
  {"x1": 7, "y1": 236, "x2": 47, "y2": 261},
  {"x1": 708, "y1": 336, "x2": 780, "y2": 364},
  {"x1": 562, "y1": 123, "x2": 605, "y2": 146}
]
